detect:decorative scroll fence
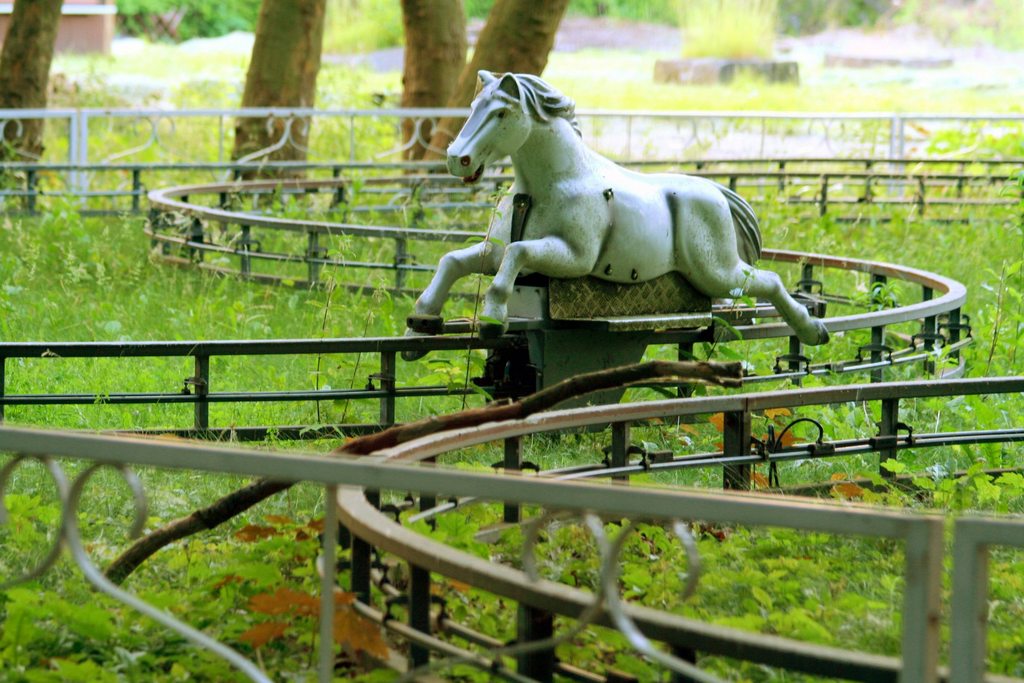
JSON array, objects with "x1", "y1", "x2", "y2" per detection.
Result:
[
  {"x1": 2, "y1": 106, "x2": 1024, "y2": 168},
  {"x1": 3, "y1": 375, "x2": 1024, "y2": 682}
]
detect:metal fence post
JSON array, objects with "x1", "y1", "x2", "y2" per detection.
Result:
[
  {"x1": 669, "y1": 645, "x2": 698, "y2": 683},
  {"x1": 889, "y1": 115, "x2": 905, "y2": 160},
  {"x1": 193, "y1": 355, "x2": 209, "y2": 434},
  {"x1": 900, "y1": 519, "x2": 942, "y2": 683},
  {"x1": 0, "y1": 356, "x2": 5, "y2": 423},
  {"x1": 516, "y1": 604, "x2": 554, "y2": 681},
  {"x1": 394, "y1": 237, "x2": 408, "y2": 293},
  {"x1": 947, "y1": 307, "x2": 962, "y2": 365},
  {"x1": 77, "y1": 110, "x2": 90, "y2": 195},
  {"x1": 878, "y1": 397, "x2": 899, "y2": 477},
  {"x1": 787, "y1": 335, "x2": 803, "y2": 386},
  {"x1": 239, "y1": 225, "x2": 252, "y2": 278},
  {"x1": 677, "y1": 342, "x2": 695, "y2": 398},
  {"x1": 319, "y1": 484, "x2": 338, "y2": 680},
  {"x1": 722, "y1": 410, "x2": 751, "y2": 490},
  {"x1": 408, "y1": 563, "x2": 431, "y2": 668},
  {"x1": 503, "y1": 436, "x2": 522, "y2": 523},
  {"x1": 25, "y1": 169, "x2": 37, "y2": 214},
  {"x1": 922, "y1": 285, "x2": 936, "y2": 374},
  {"x1": 68, "y1": 111, "x2": 81, "y2": 195},
  {"x1": 871, "y1": 273, "x2": 888, "y2": 383},
  {"x1": 131, "y1": 168, "x2": 142, "y2": 213},
  {"x1": 949, "y1": 521, "x2": 989, "y2": 683},
  {"x1": 351, "y1": 490, "x2": 377, "y2": 602},
  {"x1": 610, "y1": 421, "x2": 630, "y2": 483},
  {"x1": 379, "y1": 351, "x2": 396, "y2": 427}
]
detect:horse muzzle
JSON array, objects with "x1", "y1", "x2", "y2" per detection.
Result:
[{"x1": 446, "y1": 152, "x2": 485, "y2": 184}]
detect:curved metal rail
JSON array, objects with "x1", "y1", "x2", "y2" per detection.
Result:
[
  {"x1": 142, "y1": 160, "x2": 1019, "y2": 290},
  {"x1": 0, "y1": 246, "x2": 969, "y2": 438},
  {"x1": 335, "y1": 376, "x2": 1024, "y2": 682}
]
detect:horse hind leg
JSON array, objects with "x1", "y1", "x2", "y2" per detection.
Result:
[{"x1": 716, "y1": 265, "x2": 829, "y2": 346}]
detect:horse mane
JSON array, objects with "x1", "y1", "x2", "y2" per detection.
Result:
[{"x1": 505, "y1": 74, "x2": 582, "y2": 138}]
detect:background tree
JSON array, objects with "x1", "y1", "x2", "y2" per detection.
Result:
[
  {"x1": 399, "y1": 0, "x2": 467, "y2": 160},
  {"x1": 232, "y1": 0, "x2": 326, "y2": 169},
  {"x1": 0, "y1": 0, "x2": 63, "y2": 161},
  {"x1": 426, "y1": 0, "x2": 570, "y2": 158}
]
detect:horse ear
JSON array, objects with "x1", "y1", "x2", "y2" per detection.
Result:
[
  {"x1": 497, "y1": 73, "x2": 520, "y2": 99},
  {"x1": 477, "y1": 70, "x2": 497, "y2": 86}
]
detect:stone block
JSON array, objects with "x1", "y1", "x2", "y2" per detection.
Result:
[{"x1": 654, "y1": 58, "x2": 800, "y2": 85}]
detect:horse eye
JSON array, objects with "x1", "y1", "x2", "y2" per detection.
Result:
[{"x1": 497, "y1": 111, "x2": 506, "y2": 119}]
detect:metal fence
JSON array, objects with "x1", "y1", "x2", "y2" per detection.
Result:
[
  {"x1": 0, "y1": 247, "x2": 970, "y2": 439},
  {"x1": 3, "y1": 107, "x2": 1024, "y2": 170},
  {"x1": 3, "y1": 374, "x2": 1024, "y2": 682}
]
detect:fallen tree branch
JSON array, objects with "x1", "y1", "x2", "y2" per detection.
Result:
[{"x1": 105, "y1": 360, "x2": 741, "y2": 584}]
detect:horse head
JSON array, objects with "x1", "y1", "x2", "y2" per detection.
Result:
[{"x1": 447, "y1": 71, "x2": 530, "y2": 184}]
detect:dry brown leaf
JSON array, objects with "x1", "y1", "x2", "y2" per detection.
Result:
[
  {"x1": 239, "y1": 621, "x2": 288, "y2": 648},
  {"x1": 249, "y1": 587, "x2": 319, "y2": 616},
  {"x1": 833, "y1": 482, "x2": 866, "y2": 499},
  {"x1": 777, "y1": 430, "x2": 800, "y2": 448},
  {"x1": 334, "y1": 606, "x2": 388, "y2": 658},
  {"x1": 764, "y1": 407, "x2": 792, "y2": 420},
  {"x1": 234, "y1": 524, "x2": 278, "y2": 542},
  {"x1": 334, "y1": 590, "x2": 356, "y2": 606},
  {"x1": 751, "y1": 471, "x2": 770, "y2": 488},
  {"x1": 708, "y1": 413, "x2": 725, "y2": 432}
]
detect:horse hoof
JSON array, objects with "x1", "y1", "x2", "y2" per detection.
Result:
[
  {"x1": 478, "y1": 321, "x2": 506, "y2": 340},
  {"x1": 801, "y1": 320, "x2": 830, "y2": 346},
  {"x1": 407, "y1": 314, "x2": 444, "y2": 335}
]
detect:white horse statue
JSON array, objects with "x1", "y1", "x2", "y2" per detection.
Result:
[{"x1": 407, "y1": 71, "x2": 829, "y2": 347}]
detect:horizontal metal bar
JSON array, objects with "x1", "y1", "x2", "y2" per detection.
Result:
[
  {"x1": 0, "y1": 335, "x2": 513, "y2": 358},
  {"x1": 0, "y1": 425, "x2": 938, "y2": 536},
  {"x1": 4, "y1": 107, "x2": 1023, "y2": 121},
  {"x1": 0, "y1": 384, "x2": 474, "y2": 406}
]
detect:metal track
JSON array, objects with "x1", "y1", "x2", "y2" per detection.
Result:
[
  {"x1": 0, "y1": 242, "x2": 969, "y2": 438},
  {"x1": 333, "y1": 375, "x2": 1024, "y2": 682}
]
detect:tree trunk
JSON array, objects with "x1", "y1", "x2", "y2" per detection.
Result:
[
  {"x1": 426, "y1": 0, "x2": 570, "y2": 159},
  {"x1": 400, "y1": 0, "x2": 467, "y2": 160},
  {"x1": 0, "y1": 0, "x2": 63, "y2": 161},
  {"x1": 232, "y1": 0, "x2": 326, "y2": 173}
]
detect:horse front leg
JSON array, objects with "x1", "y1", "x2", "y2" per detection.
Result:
[
  {"x1": 404, "y1": 241, "x2": 502, "y2": 360},
  {"x1": 480, "y1": 236, "x2": 591, "y2": 338},
  {"x1": 411, "y1": 240, "x2": 503, "y2": 321}
]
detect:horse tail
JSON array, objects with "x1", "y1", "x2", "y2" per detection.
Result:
[{"x1": 715, "y1": 182, "x2": 762, "y2": 265}]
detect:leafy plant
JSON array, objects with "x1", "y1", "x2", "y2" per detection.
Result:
[{"x1": 116, "y1": 0, "x2": 262, "y2": 41}]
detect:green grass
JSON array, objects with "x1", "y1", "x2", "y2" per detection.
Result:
[
  {"x1": 3, "y1": 49, "x2": 1024, "y2": 679},
  {"x1": 2, "y1": 169, "x2": 1024, "y2": 678}
]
